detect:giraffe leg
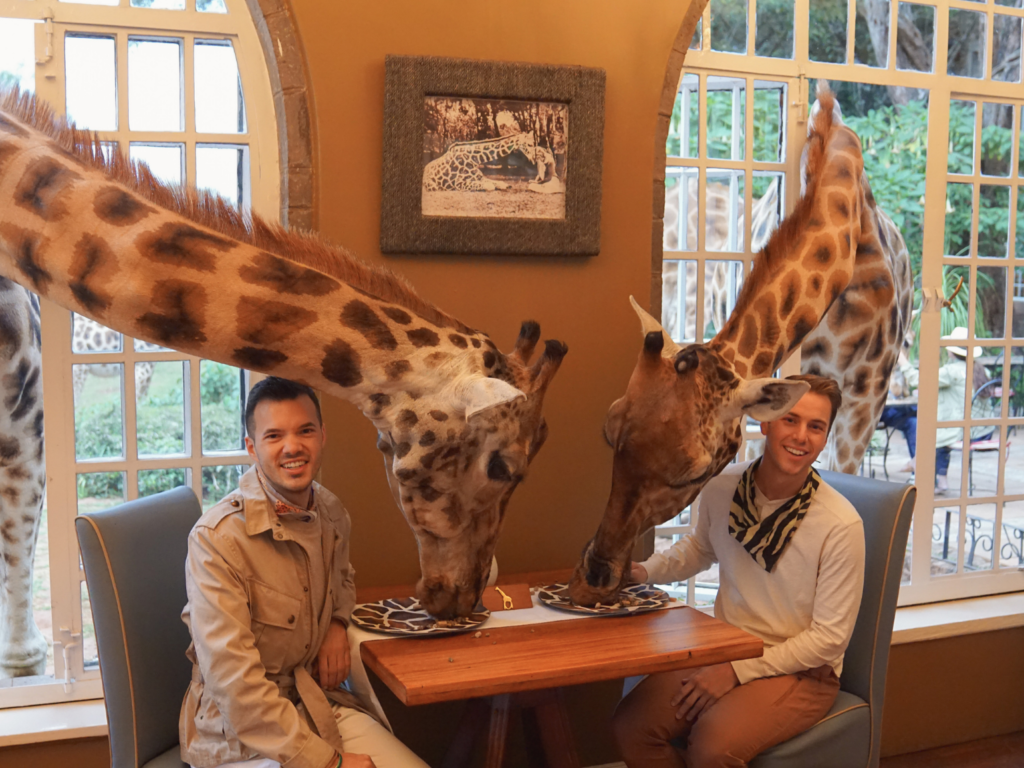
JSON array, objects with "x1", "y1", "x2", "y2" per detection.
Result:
[
  {"x1": 135, "y1": 362, "x2": 154, "y2": 400},
  {"x1": 0, "y1": 475, "x2": 47, "y2": 677}
]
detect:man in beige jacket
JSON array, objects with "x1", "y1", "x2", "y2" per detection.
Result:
[{"x1": 179, "y1": 377, "x2": 427, "y2": 768}]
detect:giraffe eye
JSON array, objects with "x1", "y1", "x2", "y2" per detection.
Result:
[{"x1": 486, "y1": 451, "x2": 512, "y2": 482}]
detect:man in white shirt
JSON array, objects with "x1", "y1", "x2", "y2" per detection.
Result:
[{"x1": 612, "y1": 374, "x2": 866, "y2": 768}]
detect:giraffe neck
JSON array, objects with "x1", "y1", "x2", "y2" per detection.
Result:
[
  {"x1": 458, "y1": 133, "x2": 530, "y2": 163},
  {"x1": 709, "y1": 106, "x2": 864, "y2": 381}
]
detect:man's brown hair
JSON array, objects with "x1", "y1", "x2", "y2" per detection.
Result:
[{"x1": 785, "y1": 374, "x2": 842, "y2": 432}]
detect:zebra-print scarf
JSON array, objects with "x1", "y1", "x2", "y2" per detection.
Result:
[{"x1": 729, "y1": 458, "x2": 820, "y2": 573}]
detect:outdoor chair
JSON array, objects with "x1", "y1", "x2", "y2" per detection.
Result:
[
  {"x1": 75, "y1": 486, "x2": 201, "y2": 768},
  {"x1": 747, "y1": 472, "x2": 915, "y2": 768}
]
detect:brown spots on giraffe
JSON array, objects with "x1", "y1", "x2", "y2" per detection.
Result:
[
  {"x1": 93, "y1": 186, "x2": 157, "y2": 226},
  {"x1": 0, "y1": 520, "x2": 16, "y2": 545},
  {"x1": 839, "y1": 332, "x2": 870, "y2": 369},
  {"x1": 321, "y1": 339, "x2": 363, "y2": 387},
  {"x1": 852, "y1": 367, "x2": 871, "y2": 396},
  {"x1": 419, "y1": 484, "x2": 443, "y2": 503},
  {"x1": 2, "y1": 486, "x2": 19, "y2": 505},
  {"x1": 419, "y1": 431, "x2": 437, "y2": 447},
  {"x1": 837, "y1": 442, "x2": 851, "y2": 466},
  {"x1": 369, "y1": 393, "x2": 391, "y2": 417},
  {"x1": 380, "y1": 306, "x2": 412, "y2": 325},
  {"x1": 0, "y1": 308, "x2": 21, "y2": 361},
  {"x1": 6, "y1": 465, "x2": 29, "y2": 481},
  {"x1": 738, "y1": 315, "x2": 759, "y2": 359},
  {"x1": 482, "y1": 351, "x2": 497, "y2": 369},
  {"x1": 69, "y1": 234, "x2": 118, "y2": 315},
  {"x1": 236, "y1": 297, "x2": 317, "y2": 346},
  {"x1": 398, "y1": 409, "x2": 418, "y2": 429},
  {"x1": 394, "y1": 442, "x2": 411, "y2": 459},
  {"x1": 0, "y1": 435, "x2": 21, "y2": 464},
  {"x1": 803, "y1": 338, "x2": 832, "y2": 361},
  {"x1": 760, "y1": 294, "x2": 781, "y2": 351},
  {"x1": 827, "y1": 271, "x2": 850, "y2": 305},
  {"x1": 419, "y1": 447, "x2": 442, "y2": 470},
  {"x1": 137, "y1": 223, "x2": 234, "y2": 273},
  {"x1": 753, "y1": 351, "x2": 774, "y2": 375},
  {"x1": 395, "y1": 468, "x2": 418, "y2": 482},
  {"x1": 342, "y1": 300, "x2": 398, "y2": 351},
  {"x1": 4, "y1": 358, "x2": 38, "y2": 422},
  {"x1": 867, "y1": 326, "x2": 885, "y2": 362},
  {"x1": 408, "y1": 328, "x2": 440, "y2": 347},
  {"x1": 780, "y1": 271, "x2": 802, "y2": 319},
  {"x1": 14, "y1": 156, "x2": 82, "y2": 221},
  {"x1": 0, "y1": 224, "x2": 53, "y2": 292},
  {"x1": 448, "y1": 334, "x2": 468, "y2": 349},
  {"x1": 385, "y1": 360, "x2": 411, "y2": 380},
  {"x1": 137, "y1": 280, "x2": 208, "y2": 346},
  {"x1": 787, "y1": 308, "x2": 817, "y2": 351},
  {"x1": 232, "y1": 347, "x2": 289, "y2": 370},
  {"x1": 240, "y1": 252, "x2": 340, "y2": 296},
  {"x1": 733, "y1": 360, "x2": 748, "y2": 378},
  {"x1": 827, "y1": 192, "x2": 851, "y2": 224},
  {"x1": 425, "y1": 351, "x2": 451, "y2": 368},
  {"x1": 471, "y1": 338, "x2": 481, "y2": 348}
]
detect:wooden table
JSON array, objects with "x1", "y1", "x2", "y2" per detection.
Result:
[{"x1": 360, "y1": 606, "x2": 762, "y2": 767}]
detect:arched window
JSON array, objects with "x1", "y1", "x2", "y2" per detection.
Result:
[
  {"x1": 0, "y1": 0, "x2": 282, "y2": 707},
  {"x1": 653, "y1": 0, "x2": 1024, "y2": 607}
]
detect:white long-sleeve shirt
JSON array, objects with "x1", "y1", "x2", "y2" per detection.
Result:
[{"x1": 641, "y1": 461, "x2": 865, "y2": 685}]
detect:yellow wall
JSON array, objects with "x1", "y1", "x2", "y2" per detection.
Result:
[{"x1": 299, "y1": 0, "x2": 684, "y2": 588}]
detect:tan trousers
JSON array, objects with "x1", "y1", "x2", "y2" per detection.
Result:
[{"x1": 611, "y1": 665, "x2": 840, "y2": 768}]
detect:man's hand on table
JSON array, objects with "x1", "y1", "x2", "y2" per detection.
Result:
[
  {"x1": 628, "y1": 562, "x2": 648, "y2": 583},
  {"x1": 671, "y1": 663, "x2": 740, "y2": 722},
  {"x1": 314, "y1": 619, "x2": 351, "y2": 690}
]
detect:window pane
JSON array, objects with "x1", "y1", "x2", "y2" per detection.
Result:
[
  {"x1": 855, "y1": 0, "x2": 888, "y2": 67},
  {"x1": 65, "y1": 36, "x2": 117, "y2": 131},
  {"x1": 981, "y1": 103, "x2": 1013, "y2": 178},
  {"x1": 197, "y1": 0, "x2": 228, "y2": 12},
  {"x1": 964, "y1": 503, "x2": 997, "y2": 570},
  {"x1": 130, "y1": 143, "x2": 183, "y2": 186},
  {"x1": 756, "y1": 0, "x2": 794, "y2": 58},
  {"x1": 932, "y1": 505, "x2": 961, "y2": 575},
  {"x1": 901, "y1": 522, "x2": 912, "y2": 585},
  {"x1": 662, "y1": 259, "x2": 698, "y2": 344},
  {"x1": 1017, "y1": 189, "x2": 1024, "y2": 258},
  {"x1": 0, "y1": 18, "x2": 37, "y2": 93},
  {"x1": 944, "y1": 182, "x2": 973, "y2": 257},
  {"x1": 131, "y1": 0, "x2": 186, "y2": 8},
  {"x1": 705, "y1": 260, "x2": 744, "y2": 339},
  {"x1": 992, "y1": 14, "x2": 1023, "y2": 83},
  {"x1": 979, "y1": 186, "x2": 1010, "y2": 258},
  {"x1": 706, "y1": 169, "x2": 745, "y2": 252},
  {"x1": 809, "y1": 0, "x2": 848, "y2": 64},
  {"x1": 74, "y1": 365, "x2": 124, "y2": 461},
  {"x1": 137, "y1": 361, "x2": 187, "y2": 458},
  {"x1": 1014, "y1": 274, "x2": 1024, "y2": 335},
  {"x1": 751, "y1": 173, "x2": 783, "y2": 251},
  {"x1": 81, "y1": 581, "x2": 97, "y2": 668},
  {"x1": 710, "y1": 0, "x2": 748, "y2": 54},
  {"x1": 706, "y1": 78, "x2": 745, "y2": 160},
  {"x1": 691, "y1": 18, "x2": 703, "y2": 50},
  {"x1": 72, "y1": 314, "x2": 122, "y2": 354},
  {"x1": 896, "y1": 3, "x2": 934, "y2": 72},
  {"x1": 194, "y1": 41, "x2": 245, "y2": 133},
  {"x1": 948, "y1": 100, "x2": 975, "y2": 175},
  {"x1": 752, "y1": 83, "x2": 785, "y2": 162},
  {"x1": 1010, "y1": 347, "x2": 1024, "y2": 422},
  {"x1": 128, "y1": 39, "x2": 182, "y2": 132},
  {"x1": 202, "y1": 465, "x2": 247, "y2": 509},
  {"x1": 999, "y1": 500, "x2": 1024, "y2": 569},
  {"x1": 665, "y1": 170, "x2": 698, "y2": 252},
  {"x1": 76, "y1": 472, "x2": 125, "y2": 513},
  {"x1": 135, "y1": 337, "x2": 171, "y2": 353},
  {"x1": 667, "y1": 73, "x2": 699, "y2": 159},
  {"x1": 201, "y1": 361, "x2": 244, "y2": 454},
  {"x1": 948, "y1": 9, "x2": 986, "y2": 78},
  {"x1": 937, "y1": 344, "x2": 969, "y2": 426},
  {"x1": 977, "y1": 267, "x2": 1007, "y2": 340},
  {"x1": 139, "y1": 468, "x2": 188, "y2": 498},
  {"x1": 196, "y1": 145, "x2": 246, "y2": 209}
]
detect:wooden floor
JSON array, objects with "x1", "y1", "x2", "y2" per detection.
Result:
[{"x1": 881, "y1": 731, "x2": 1024, "y2": 768}]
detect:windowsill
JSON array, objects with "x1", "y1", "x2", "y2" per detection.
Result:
[{"x1": 1, "y1": 593, "x2": 1021, "y2": 747}]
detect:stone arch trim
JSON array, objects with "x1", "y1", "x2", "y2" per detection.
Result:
[
  {"x1": 650, "y1": 0, "x2": 710, "y2": 319},
  {"x1": 245, "y1": 0, "x2": 317, "y2": 231}
]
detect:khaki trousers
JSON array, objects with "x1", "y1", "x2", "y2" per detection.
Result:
[{"x1": 611, "y1": 665, "x2": 839, "y2": 768}]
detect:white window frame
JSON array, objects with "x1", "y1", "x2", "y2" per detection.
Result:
[
  {"x1": 657, "y1": 0, "x2": 1024, "y2": 608},
  {"x1": 0, "y1": 0, "x2": 279, "y2": 708}
]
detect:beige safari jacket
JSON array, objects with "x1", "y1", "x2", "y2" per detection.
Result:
[{"x1": 179, "y1": 466, "x2": 370, "y2": 768}]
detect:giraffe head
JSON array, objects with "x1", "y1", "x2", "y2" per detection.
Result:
[
  {"x1": 373, "y1": 321, "x2": 566, "y2": 618},
  {"x1": 566, "y1": 298, "x2": 807, "y2": 606}
]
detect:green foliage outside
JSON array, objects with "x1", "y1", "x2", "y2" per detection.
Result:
[{"x1": 75, "y1": 361, "x2": 247, "y2": 502}]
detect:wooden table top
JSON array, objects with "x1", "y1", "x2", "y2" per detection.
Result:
[{"x1": 360, "y1": 606, "x2": 763, "y2": 706}]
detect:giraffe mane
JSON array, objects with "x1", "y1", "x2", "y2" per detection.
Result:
[{"x1": 0, "y1": 86, "x2": 474, "y2": 334}]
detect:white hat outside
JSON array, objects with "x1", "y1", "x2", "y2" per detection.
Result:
[{"x1": 946, "y1": 326, "x2": 981, "y2": 358}]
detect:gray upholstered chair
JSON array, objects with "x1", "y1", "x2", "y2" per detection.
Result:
[
  {"x1": 749, "y1": 471, "x2": 915, "y2": 768},
  {"x1": 76, "y1": 486, "x2": 201, "y2": 768}
]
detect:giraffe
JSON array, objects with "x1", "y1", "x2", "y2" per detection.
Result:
[
  {"x1": 0, "y1": 87, "x2": 567, "y2": 620},
  {"x1": 663, "y1": 176, "x2": 781, "y2": 341},
  {"x1": 422, "y1": 132, "x2": 545, "y2": 192},
  {"x1": 71, "y1": 316, "x2": 159, "y2": 400},
  {"x1": 0, "y1": 280, "x2": 46, "y2": 677},
  {"x1": 568, "y1": 83, "x2": 910, "y2": 606}
]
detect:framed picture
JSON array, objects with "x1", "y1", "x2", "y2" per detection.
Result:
[{"x1": 380, "y1": 55, "x2": 605, "y2": 256}]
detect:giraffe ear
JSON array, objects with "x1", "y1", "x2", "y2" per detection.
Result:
[
  {"x1": 452, "y1": 377, "x2": 527, "y2": 421},
  {"x1": 629, "y1": 296, "x2": 681, "y2": 358},
  {"x1": 722, "y1": 378, "x2": 810, "y2": 422}
]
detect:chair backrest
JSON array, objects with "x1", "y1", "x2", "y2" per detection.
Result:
[
  {"x1": 819, "y1": 471, "x2": 915, "y2": 767},
  {"x1": 75, "y1": 486, "x2": 202, "y2": 768}
]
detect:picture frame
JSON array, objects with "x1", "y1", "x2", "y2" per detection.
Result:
[{"x1": 380, "y1": 54, "x2": 605, "y2": 256}]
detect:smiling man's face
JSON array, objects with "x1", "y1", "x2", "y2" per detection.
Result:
[
  {"x1": 244, "y1": 395, "x2": 327, "y2": 508},
  {"x1": 759, "y1": 390, "x2": 832, "y2": 481}
]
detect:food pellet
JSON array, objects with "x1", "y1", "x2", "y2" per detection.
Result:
[
  {"x1": 448, "y1": 657, "x2": 454, "y2": 662},
  {"x1": 473, "y1": 631, "x2": 482, "y2": 638}
]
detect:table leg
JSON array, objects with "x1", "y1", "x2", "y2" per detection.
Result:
[
  {"x1": 441, "y1": 698, "x2": 489, "y2": 768},
  {"x1": 486, "y1": 694, "x2": 512, "y2": 768},
  {"x1": 531, "y1": 688, "x2": 580, "y2": 768}
]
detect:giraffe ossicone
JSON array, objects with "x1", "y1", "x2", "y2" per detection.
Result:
[
  {"x1": 568, "y1": 82, "x2": 911, "y2": 607},
  {"x1": 0, "y1": 87, "x2": 567, "y2": 622}
]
